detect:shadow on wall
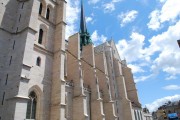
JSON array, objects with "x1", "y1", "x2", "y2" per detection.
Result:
[
  {"x1": 0, "y1": 0, "x2": 19, "y2": 32},
  {"x1": 0, "y1": 0, "x2": 34, "y2": 119},
  {"x1": 0, "y1": 0, "x2": 20, "y2": 119},
  {"x1": 41, "y1": 53, "x2": 53, "y2": 120},
  {"x1": 0, "y1": 0, "x2": 18, "y2": 72}
]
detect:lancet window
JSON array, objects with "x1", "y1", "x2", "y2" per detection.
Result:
[
  {"x1": 39, "y1": 3, "x2": 43, "y2": 15},
  {"x1": 26, "y1": 91, "x2": 37, "y2": 119},
  {"x1": 46, "y1": 8, "x2": 50, "y2": 20},
  {"x1": 38, "y1": 29, "x2": 43, "y2": 44},
  {"x1": 36, "y1": 57, "x2": 41, "y2": 66}
]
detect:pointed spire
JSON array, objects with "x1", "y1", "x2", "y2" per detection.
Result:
[
  {"x1": 79, "y1": 0, "x2": 92, "y2": 51},
  {"x1": 80, "y1": 0, "x2": 87, "y2": 33}
]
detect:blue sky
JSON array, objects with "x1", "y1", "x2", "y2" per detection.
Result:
[{"x1": 65, "y1": 0, "x2": 180, "y2": 112}]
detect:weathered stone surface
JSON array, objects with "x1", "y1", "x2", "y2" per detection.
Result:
[{"x1": 0, "y1": 0, "x2": 143, "y2": 120}]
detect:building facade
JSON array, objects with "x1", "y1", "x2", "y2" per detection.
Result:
[
  {"x1": 142, "y1": 108, "x2": 153, "y2": 120},
  {"x1": 0, "y1": 0, "x2": 143, "y2": 120},
  {"x1": 153, "y1": 101, "x2": 180, "y2": 120}
]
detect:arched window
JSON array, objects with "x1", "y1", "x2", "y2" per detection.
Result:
[
  {"x1": 38, "y1": 29, "x2": 43, "y2": 44},
  {"x1": 46, "y1": 8, "x2": 50, "y2": 20},
  {"x1": 26, "y1": 91, "x2": 37, "y2": 119},
  {"x1": 36, "y1": 57, "x2": 41, "y2": 66},
  {"x1": 39, "y1": 3, "x2": 43, "y2": 15}
]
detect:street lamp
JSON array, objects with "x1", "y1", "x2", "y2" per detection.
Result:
[{"x1": 177, "y1": 39, "x2": 180, "y2": 48}]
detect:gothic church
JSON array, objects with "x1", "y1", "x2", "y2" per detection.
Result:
[{"x1": 0, "y1": 0, "x2": 143, "y2": 120}]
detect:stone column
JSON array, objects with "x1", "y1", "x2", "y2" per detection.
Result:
[
  {"x1": 50, "y1": 0, "x2": 67, "y2": 120},
  {"x1": 9, "y1": 0, "x2": 39, "y2": 119},
  {"x1": 72, "y1": 64, "x2": 87, "y2": 120},
  {"x1": 95, "y1": 49, "x2": 117, "y2": 120},
  {"x1": 91, "y1": 75, "x2": 106, "y2": 120},
  {"x1": 114, "y1": 60, "x2": 133, "y2": 120},
  {"x1": 67, "y1": 33, "x2": 87, "y2": 120},
  {"x1": 103, "y1": 76, "x2": 118, "y2": 120},
  {"x1": 82, "y1": 44, "x2": 105, "y2": 120}
]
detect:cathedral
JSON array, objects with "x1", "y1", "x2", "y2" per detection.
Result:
[{"x1": 0, "y1": 0, "x2": 144, "y2": 120}]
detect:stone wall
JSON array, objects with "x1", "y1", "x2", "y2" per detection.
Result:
[{"x1": 0, "y1": 0, "x2": 143, "y2": 120}]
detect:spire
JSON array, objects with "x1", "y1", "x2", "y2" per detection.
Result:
[
  {"x1": 79, "y1": 0, "x2": 92, "y2": 51},
  {"x1": 80, "y1": 0, "x2": 87, "y2": 33}
]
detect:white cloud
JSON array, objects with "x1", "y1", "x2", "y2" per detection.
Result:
[
  {"x1": 147, "y1": 10, "x2": 161, "y2": 30},
  {"x1": 66, "y1": 0, "x2": 80, "y2": 39},
  {"x1": 116, "y1": 31, "x2": 153, "y2": 82},
  {"x1": 146, "y1": 21, "x2": 180, "y2": 76},
  {"x1": 103, "y1": 2, "x2": 115, "y2": 13},
  {"x1": 128, "y1": 64, "x2": 144, "y2": 74},
  {"x1": 103, "y1": 0, "x2": 123, "y2": 13},
  {"x1": 165, "y1": 75, "x2": 177, "y2": 80},
  {"x1": 116, "y1": 21, "x2": 180, "y2": 82},
  {"x1": 91, "y1": 30, "x2": 99, "y2": 42},
  {"x1": 91, "y1": 30, "x2": 107, "y2": 44},
  {"x1": 134, "y1": 74, "x2": 153, "y2": 83},
  {"x1": 159, "y1": 0, "x2": 166, "y2": 3},
  {"x1": 160, "y1": 0, "x2": 180, "y2": 23},
  {"x1": 148, "y1": 0, "x2": 180, "y2": 30},
  {"x1": 86, "y1": 17, "x2": 93, "y2": 23},
  {"x1": 85, "y1": 13, "x2": 96, "y2": 24},
  {"x1": 116, "y1": 32, "x2": 146, "y2": 63},
  {"x1": 163, "y1": 85, "x2": 180, "y2": 90},
  {"x1": 118, "y1": 10, "x2": 138, "y2": 27},
  {"x1": 100, "y1": 35, "x2": 107, "y2": 43},
  {"x1": 154, "y1": 52, "x2": 180, "y2": 75},
  {"x1": 88, "y1": 0, "x2": 100, "y2": 4},
  {"x1": 146, "y1": 95, "x2": 180, "y2": 112},
  {"x1": 145, "y1": 21, "x2": 180, "y2": 55}
]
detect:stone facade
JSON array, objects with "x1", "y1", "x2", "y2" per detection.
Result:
[{"x1": 0, "y1": 0, "x2": 143, "y2": 120}]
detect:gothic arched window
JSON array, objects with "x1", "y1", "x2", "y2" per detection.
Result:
[
  {"x1": 46, "y1": 8, "x2": 50, "y2": 20},
  {"x1": 36, "y1": 57, "x2": 41, "y2": 66},
  {"x1": 26, "y1": 91, "x2": 37, "y2": 119},
  {"x1": 39, "y1": 3, "x2": 43, "y2": 15},
  {"x1": 38, "y1": 29, "x2": 43, "y2": 44}
]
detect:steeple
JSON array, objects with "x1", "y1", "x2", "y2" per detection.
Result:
[
  {"x1": 80, "y1": 0, "x2": 87, "y2": 33},
  {"x1": 80, "y1": 0, "x2": 92, "y2": 51}
]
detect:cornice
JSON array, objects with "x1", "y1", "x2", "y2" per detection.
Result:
[
  {"x1": 34, "y1": 44, "x2": 53, "y2": 56},
  {"x1": 0, "y1": 26, "x2": 37, "y2": 35}
]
